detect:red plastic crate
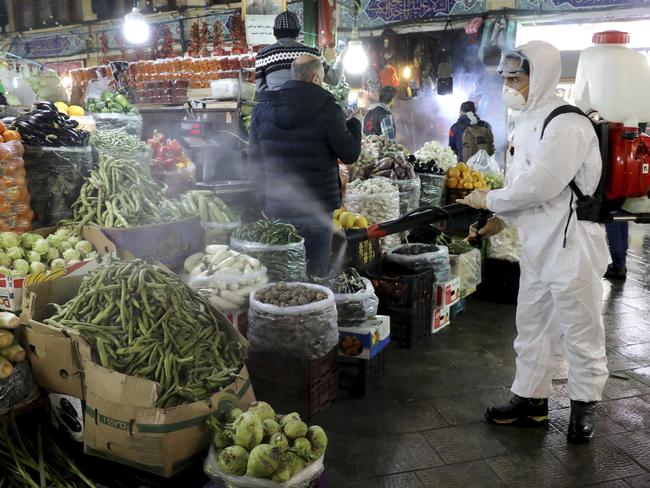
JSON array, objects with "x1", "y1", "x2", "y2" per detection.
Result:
[{"x1": 246, "y1": 347, "x2": 337, "y2": 388}]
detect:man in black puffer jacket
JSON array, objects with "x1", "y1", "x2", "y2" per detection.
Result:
[{"x1": 249, "y1": 54, "x2": 362, "y2": 276}]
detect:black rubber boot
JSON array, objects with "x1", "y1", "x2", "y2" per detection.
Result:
[
  {"x1": 567, "y1": 400, "x2": 597, "y2": 444},
  {"x1": 485, "y1": 395, "x2": 549, "y2": 426}
]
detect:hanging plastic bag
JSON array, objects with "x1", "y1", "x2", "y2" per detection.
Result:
[
  {"x1": 230, "y1": 237, "x2": 306, "y2": 282},
  {"x1": 396, "y1": 178, "x2": 421, "y2": 217},
  {"x1": 248, "y1": 283, "x2": 338, "y2": 360},
  {"x1": 467, "y1": 150, "x2": 500, "y2": 175},
  {"x1": 418, "y1": 174, "x2": 446, "y2": 207},
  {"x1": 0, "y1": 362, "x2": 40, "y2": 416},
  {"x1": 333, "y1": 278, "x2": 379, "y2": 325},
  {"x1": 487, "y1": 227, "x2": 522, "y2": 262},
  {"x1": 204, "y1": 443, "x2": 325, "y2": 488},
  {"x1": 450, "y1": 248, "x2": 482, "y2": 293}
]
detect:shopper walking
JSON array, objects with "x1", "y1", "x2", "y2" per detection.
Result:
[
  {"x1": 254, "y1": 11, "x2": 342, "y2": 92},
  {"x1": 448, "y1": 101, "x2": 495, "y2": 162},
  {"x1": 363, "y1": 86, "x2": 398, "y2": 140},
  {"x1": 604, "y1": 222, "x2": 628, "y2": 279},
  {"x1": 458, "y1": 41, "x2": 609, "y2": 444},
  {"x1": 248, "y1": 54, "x2": 362, "y2": 276}
]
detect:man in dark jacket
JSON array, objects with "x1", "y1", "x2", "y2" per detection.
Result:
[
  {"x1": 363, "y1": 86, "x2": 397, "y2": 140},
  {"x1": 249, "y1": 54, "x2": 362, "y2": 276},
  {"x1": 449, "y1": 101, "x2": 495, "y2": 162}
]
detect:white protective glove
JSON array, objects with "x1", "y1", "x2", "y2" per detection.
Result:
[
  {"x1": 456, "y1": 189, "x2": 489, "y2": 209},
  {"x1": 469, "y1": 216, "x2": 506, "y2": 240}
]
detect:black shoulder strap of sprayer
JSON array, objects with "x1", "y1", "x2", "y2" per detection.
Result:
[{"x1": 541, "y1": 105, "x2": 591, "y2": 200}]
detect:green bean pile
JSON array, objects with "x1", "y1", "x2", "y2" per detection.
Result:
[
  {"x1": 332, "y1": 268, "x2": 365, "y2": 294},
  {"x1": 231, "y1": 219, "x2": 305, "y2": 281},
  {"x1": 45, "y1": 259, "x2": 245, "y2": 408},
  {"x1": 89, "y1": 127, "x2": 148, "y2": 158},
  {"x1": 232, "y1": 219, "x2": 302, "y2": 244},
  {"x1": 0, "y1": 419, "x2": 97, "y2": 488},
  {"x1": 71, "y1": 153, "x2": 183, "y2": 228}
]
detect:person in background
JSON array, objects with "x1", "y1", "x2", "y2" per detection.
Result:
[
  {"x1": 458, "y1": 42, "x2": 609, "y2": 444},
  {"x1": 449, "y1": 101, "x2": 495, "y2": 162},
  {"x1": 364, "y1": 86, "x2": 398, "y2": 140},
  {"x1": 254, "y1": 11, "x2": 343, "y2": 93},
  {"x1": 248, "y1": 54, "x2": 362, "y2": 276},
  {"x1": 604, "y1": 222, "x2": 628, "y2": 279}
]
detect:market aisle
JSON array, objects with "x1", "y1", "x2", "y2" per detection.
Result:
[{"x1": 317, "y1": 223, "x2": 650, "y2": 488}]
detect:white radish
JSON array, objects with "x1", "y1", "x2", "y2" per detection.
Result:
[
  {"x1": 0, "y1": 312, "x2": 20, "y2": 330},
  {"x1": 209, "y1": 294, "x2": 238, "y2": 311},
  {"x1": 220, "y1": 290, "x2": 246, "y2": 306},
  {"x1": 205, "y1": 244, "x2": 229, "y2": 255},
  {"x1": 183, "y1": 252, "x2": 205, "y2": 274}
]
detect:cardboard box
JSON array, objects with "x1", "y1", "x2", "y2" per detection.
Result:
[
  {"x1": 83, "y1": 362, "x2": 254, "y2": 477},
  {"x1": 434, "y1": 277, "x2": 461, "y2": 308},
  {"x1": 432, "y1": 305, "x2": 451, "y2": 334},
  {"x1": 0, "y1": 226, "x2": 114, "y2": 312},
  {"x1": 88, "y1": 216, "x2": 203, "y2": 271},
  {"x1": 21, "y1": 274, "x2": 254, "y2": 477},
  {"x1": 338, "y1": 315, "x2": 390, "y2": 360},
  {"x1": 20, "y1": 275, "x2": 92, "y2": 398}
]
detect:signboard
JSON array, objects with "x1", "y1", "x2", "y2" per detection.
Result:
[{"x1": 242, "y1": 0, "x2": 287, "y2": 46}]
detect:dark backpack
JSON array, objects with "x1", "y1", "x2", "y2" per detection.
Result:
[
  {"x1": 461, "y1": 122, "x2": 495, "y2": 163},
  {"x1": 540, "y1": 105, "x2": 611, "y2": 224}
]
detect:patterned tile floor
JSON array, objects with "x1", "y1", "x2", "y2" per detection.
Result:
[{"x1": 317, "y1": 223, "x2": 650, "y2": 488}]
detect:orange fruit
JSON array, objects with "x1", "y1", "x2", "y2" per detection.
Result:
[
  {"x1": 0, "y1": 122, "x2": 7, "y2": 134},
  {"x1": 2, "y1": 130, "x2": 21, "y2": 142},
  {"x1": 447, "y1": 177, "x2": 459, "y2": 189}
]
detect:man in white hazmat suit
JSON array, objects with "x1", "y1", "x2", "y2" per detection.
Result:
[{"x1": 458, "y1": 41, "x2": 610, "y2": 444}]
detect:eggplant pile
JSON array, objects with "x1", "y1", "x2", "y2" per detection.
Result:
[{"x1": 12, "y1": 101, "x2": 89, "y2": 147}]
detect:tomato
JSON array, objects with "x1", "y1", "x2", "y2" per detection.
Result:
[
  {"x1": 2, "y1": 130, "x2": 21, "y2": 142},
  {"x1": 166, "y1": 139, "x2": 183, "y2": 157}
]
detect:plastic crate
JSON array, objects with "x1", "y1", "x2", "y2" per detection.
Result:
[
  {"x1": 338, "y1": 350, "x2": 385, "y2": 398},
  {"x1": 361, "y1": 265, "x2": 434, "y2": 348},
  {"x1": 248, "y1": 372, "x2": 338, "y2": 422},
  {"x1": 331, "y1": 233, "x2": 382, "y2": 270},
  {"x1": 246, "y1": 347, "x2": 338, "y2": 388}
]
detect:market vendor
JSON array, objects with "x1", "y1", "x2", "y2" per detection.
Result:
[
  {"x1": 248, "y1": 54, "x2": 362, "y2": 276},
  {"x1": 458, "y1": 41, "x2": 609, "y2": 444},
  {"x1": 363, "y1": 86, "x2": 398, "y2": 140},
  {"x1": 255, "y1": 11, "x2": 343, "y2": 92}
]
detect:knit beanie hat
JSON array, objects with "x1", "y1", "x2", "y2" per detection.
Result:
[
  {"x1": 273, "y1": 11, "x2": 301, "y2": 39},
  {"x1": 460, "y1": 101, "x2": 476, "y2": 113}
]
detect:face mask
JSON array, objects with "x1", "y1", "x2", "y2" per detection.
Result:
[{"x1": 502, "y1": 85, "x2": 528, "y2": 110}]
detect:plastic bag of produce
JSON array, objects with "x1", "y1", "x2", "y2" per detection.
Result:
[
  {"x1": 151, "y1": 160, "x2": 196, "y2": 197},
  {"x1": 450, "y1": 248, "x2": 482, "y2": 294},
  {"x1": 418, "y1": 174, "x2": 446, "y2": 207},
  {"x1": 333, "y1": 277, "x2": 378, "y2": 325},
  {"x1": 386, "y1": 243, "x2": 451, "y2": 281},
  {"x1": 204, "y1": 443, "x2": 325, "y2": 488},
  {"x1": 91, "y1": 113, "x2": 143, "y2": 138},
  {"x1": 396, "y1": 178, "x2": 421, "y2": 217},
  {"x1": 344, "y1": 177, "x2": 400, "y2": 249},
  {"x1": 487, "y1": 227, "x2": 522, "y2": 263},
  {"x1": 24, "y1": 146, "x2": 93, "y2": 227},
  {"x1": 248, "y1": 283, "x2": 338, "y2": 360},
  {"x1": 0, "y1": 141, "x2": 33, "y2": 232},
  {"x1": 0, "y1": 362, "x2": 40, "y2": 416},
  {"x1": 230, "y1": 238, "x2": 306, "y2": 282},
  {"x1": 467, "y1": 150, "x2": 500, "y2": 174}
]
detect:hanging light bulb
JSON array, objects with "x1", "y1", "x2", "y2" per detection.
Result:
[
  {"x1": 343, "y1": 29, "x2": 368, "y2": 75},
  {"x1": 402, "y1": 66, "x2": 411, "y2": 79},
  {"x1": 123, "y1": 6, "x2": 150, "y2": 44}
]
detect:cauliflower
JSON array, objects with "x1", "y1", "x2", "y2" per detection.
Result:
[
  {"x1": 47, "y1": 247, "x2": 60, "y2": 261},
  {"x1": 62, "y1": 249, "x2": 81, "y2": 262},
  {"x1": 50, "y1": 258, "x2": 66, "y2": 269},
  {"x1": 0, "y1": 232, "x2": 19, "y2": 249},
  {"x1": 20, "y1": 233, "x2": 42, "y2": 249},
  {"x1": 5, "y1": 247, "x2": 24, "y2": 261},
  {"x1": 12, "y1": 259, "x2": 30, "y2": 276},
  {"x1": 26, "y1": 251, "x2": 42, "y2": 263},
  {"x1": 29, "y1": 261, "x2": 46, "y2": 274},
  {"x1": 32, "y1": 239, "x2": 49, "y2": 255},
  {"x1": 46, "y1": 234, "x2": 62, "y2": 249},
  {"x1": 0, "y1": 252, "x2": 10, "y2": 268}
]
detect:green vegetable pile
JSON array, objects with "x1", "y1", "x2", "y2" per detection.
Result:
[
  {"x1": 45, "y1": 259, "x2": 246, "y2": 408},
  {"x1": 331, "y1": 268, "x2": 365, "y2": 294},
  {"x1": 207, "y1": 401, "x2": 327, "y2": 482},
  {"x1": 90, "y1": 128, "x2": 148, "y2": 158},
  {"x1": 0, "y1": 419, "x2": 97, "y2": 487},
  {"x1": 179, "y1": 190, "x2": 237, "y2": 225},
  {"x1": 0, "y1": 228, "x2": 96, "y2": 278},
  {"x1": 72, "y1": 153, "x2": 184, "y2": 228},
  {"x1": 437, "y1": 233, "x2": 474, "y2": 255},
  {"x1": 86, "y1": 91, "x2": 137, "y2": 115},
  {"x1": 232, "y1": 219, "x2": 301, "y2": 245},
  {"x1": 231, "y1": 219, "x2": 305, "y2": 281}
]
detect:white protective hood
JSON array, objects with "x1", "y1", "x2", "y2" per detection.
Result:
[{"x1": 517, "y1": 41, "x2": 561, "y2": 113}]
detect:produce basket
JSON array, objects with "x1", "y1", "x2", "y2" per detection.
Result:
[
  {"x1": 204, "y1": 442, "x2": 324, "y2": 488},
  {"x1": 361, "y1": 265, "x2": 434, "y2": 348}
]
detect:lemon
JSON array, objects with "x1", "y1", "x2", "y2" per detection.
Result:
[
  {"x1": 463, "y1": 182, "x2": 474, "y2": 190},
  {"x1": 338, "y1": 211, "x2": 355, "y2": 229},
  {"x1": 447, "y1": 177, "x2": 459, "y2": 189},
  {"x1": 333, "y1": 208, "x2": 345, "y2": 220},
  {"x1": 333, "y1": 220, "x2": 343, "y2": 230},
  {"x1": 457, "y1": 162, "x2": 468, "y2": 171},
  {"x1": 353, "y1": 215, "x2": 368, "y2": 228},
  {"x1": 448, "y1": 167, "x2": 460, "y2": 179},
  {"x1": 54, "y1": 101, "x2": 68, "y2": 114},
  {"x1": 68, "y1": 105, "x2": 85, "y2": 116}
]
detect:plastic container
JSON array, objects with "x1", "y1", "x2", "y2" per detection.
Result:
[
  {"x1": 575, "y1": 31, "x2": 650, "y2": 126},
  {"x1": 210, "y1": 79, "x2": 256, "y2": 100},
  {"x1": 361, "y1": 265, "x2": 434, "y2": 348}
]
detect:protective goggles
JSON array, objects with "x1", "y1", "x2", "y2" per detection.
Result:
[{"x1": 497, "y1": 50, "x2": 530, "y2": 75}]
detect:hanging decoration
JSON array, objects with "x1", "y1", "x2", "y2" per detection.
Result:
[
  {"x1": 212, "y1": 19, "x2": 226, "y2": 56},
  {"x1": 199, "y1": 21, "x2": 211, "y2": 57},
  {"x1": 318, "y1": 0, "x2": 336, "y2": 48},
  {"x1": 98, "y1": 32, "x2": 110, "y2": 65},
  {"x1": 229, "y1": 13, "x2": 248, "y2": 55},
  {"x1": 150, "y1": 24, "x2": 162, "y2": 59},
  {"x1": 160, "y1": 24, "x2": 175, "y2": 58},
  {"x1": 187, "y1": 21, "x2": 201, "y2": 57},
  {"x1": 464, "y1": 17, "x2": 484, "y2": 44}
]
